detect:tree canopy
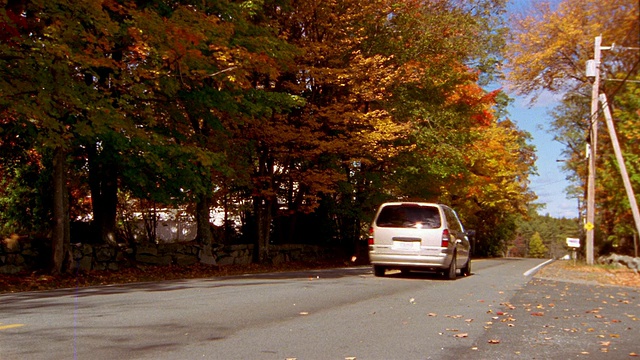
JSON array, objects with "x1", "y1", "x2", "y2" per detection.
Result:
[{"x1": 1, "y1": 0, "x2": 538, "y2": 271}]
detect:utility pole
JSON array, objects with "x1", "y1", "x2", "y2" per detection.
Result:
[{"x1": 585, "y1": 35, "x2": 602, "y2": 265}]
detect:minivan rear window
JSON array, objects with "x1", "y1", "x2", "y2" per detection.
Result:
[{"x1": 375, "y1": 204, "x2": 441, "y2": 229}]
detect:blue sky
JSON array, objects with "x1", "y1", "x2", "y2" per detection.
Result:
[
  {"x1": 504, "y1": 0, "x2": 578, "y2": 218},
  {"x1": 509, "y1": 94, "x2": 579, "y2": 219}
]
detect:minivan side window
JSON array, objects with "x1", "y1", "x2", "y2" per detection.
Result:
[
  {"x1": 443, "y1": 207, "x2": 463, "y2": 233},
  {"x1": 376, "y1": 204, "x2": 441, "y2": 229}
]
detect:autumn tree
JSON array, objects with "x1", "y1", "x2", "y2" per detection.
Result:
[
  {"x1": 1, "y1": 0, "x2": 542, "y2": 271},
  {"x1": 358, "y1": 0, "x2": 536, "y2": 256},
  {"x1": 0, "y1": 0, "x2": 303, "y2": 263},
  {"x1": 597, "y1": 78, "x2": 640, "y2": 254},
  {"x1": 506, "y1": 0, "x2": 640, "y2": 255},
  {"x1": 121, "y1": 1, "x2": 270, "y2": 261},
  {"x1": 0, "y1": 0, "x2": 131, "y2": 272},
  {"x1": 231, "y1": 0, "x2": 412, "y2": 261}
]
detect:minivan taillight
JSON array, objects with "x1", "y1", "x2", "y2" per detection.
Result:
[
  {"x1": 368, "y1": 226, "x2": 374, "y2": 245},
  {"x1": 441, "y1": 229, "x2": 450, "y2": 248}
]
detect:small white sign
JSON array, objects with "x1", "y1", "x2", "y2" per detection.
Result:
[{"x1": 566, "y1": 237, "x2": 580, "y2": 248}]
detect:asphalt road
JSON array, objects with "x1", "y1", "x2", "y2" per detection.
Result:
[{"x1": 1, "y1": 258, "x2": 638, "y2": 359}]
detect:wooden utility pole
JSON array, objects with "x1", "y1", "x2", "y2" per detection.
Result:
[{"x1": 586, "y1": 35, "x2": 602, "y2": 265}]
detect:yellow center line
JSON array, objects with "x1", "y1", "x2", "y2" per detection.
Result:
[{"x1": 0, "y1": 324, "x2": 25, "y2": 330}]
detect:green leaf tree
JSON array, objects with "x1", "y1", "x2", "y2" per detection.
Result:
[{"x1": 528, "y1": 231, "x2": 548, "y2": 258}]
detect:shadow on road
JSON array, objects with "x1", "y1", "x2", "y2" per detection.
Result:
[
  {"x1": 0, "y1": 266, "x2": 374, "y2": 308},
  {"x1": 382, "y1": 270, "x2": 475, "y2": 281}
]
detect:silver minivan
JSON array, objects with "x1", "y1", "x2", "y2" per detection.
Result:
[{"x1": 368, "y1": 202, "x2": 471, "y2": 279}]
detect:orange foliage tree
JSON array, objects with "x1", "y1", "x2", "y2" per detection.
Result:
[
  {"x1": 1, "y1": 0, "x2": 541, "y2": 270},
  {"x1": 506, "y1": 0, "x2": 640, "y2": 255}
]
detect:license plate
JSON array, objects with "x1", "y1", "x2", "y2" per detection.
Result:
[{"x1": 393, "y1": 241, "x2": 420, "y2": 251}]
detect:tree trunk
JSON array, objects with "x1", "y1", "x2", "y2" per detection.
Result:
[
  {"x1": 253, "y1": 197, "x2": 272, "y2": 263},
  {"x1": 51, "y1": 147, "x2": 69, "y2": 274},
  {"x1": 252, "y1": 144, "x2": 275, "y2": 263},
  {"x1": 88, "y1": 144, "x2": 118, "y2": 244},
  {"x1": 196, "y1": 196, "x2": 216, "y2": 265}
]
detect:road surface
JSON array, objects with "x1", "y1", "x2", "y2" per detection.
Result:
[{"x1": 1, "y1": 258, "x2": 638, "y2": 359}]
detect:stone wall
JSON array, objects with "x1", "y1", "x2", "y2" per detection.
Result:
[{"x1": 0, "y1": 237, "x2": 342, "y2": 274}]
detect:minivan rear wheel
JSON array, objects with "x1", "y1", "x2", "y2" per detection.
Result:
[
  {"x1": 373, "y1": 265, "x2": 385, "y2": 277},
  {"x1": 445, "y1": 253, "x2": 457, "y2": 280},
  {"x1": 461, "y1": 258, "x2": 471, "y2": 277}
]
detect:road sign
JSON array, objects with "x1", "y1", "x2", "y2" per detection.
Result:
[
  {"x1": 566, "y1": 237, "x2": 580, "y2": 248},
  {"x1": 584, "y1": 222, "x2": 594, "y2": 231}
]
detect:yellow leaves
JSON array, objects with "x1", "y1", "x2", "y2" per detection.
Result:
[
  {"x1": 458, "y1": 120, "x2": 535, "y2": 215},
  {"x1": 356, "y1": 111, "x2": 412, "y2": 160},
  {"x1": 347, "y1": 52, "x2": 397, "y2": 102},
  {"x1": 506, "y1": 0, "x2": 639, "y2": 95}
]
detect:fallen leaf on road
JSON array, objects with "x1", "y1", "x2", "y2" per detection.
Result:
[
  {"x1": 488, "y1": 339, "x2": 500, "y2": 344},
  {"x1": 428, "y1": 313, "x2": 437, "y2": 317},
  {"x1": 299, "y1": 312, "x2": 309, "y2": 315},
  {"x1": 453, "y1": 333, "x2": 468, "y2": 338},
  {"x1": 530, "y1": 312, "x2": 544, "y2": 316},
  {"x1": 629, "y1": 352, "x2": 638, "y2": 356}
]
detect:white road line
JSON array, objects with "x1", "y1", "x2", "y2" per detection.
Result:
[{"x1": 524, "y1": 259, "x2": 554, "y2": 277}]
